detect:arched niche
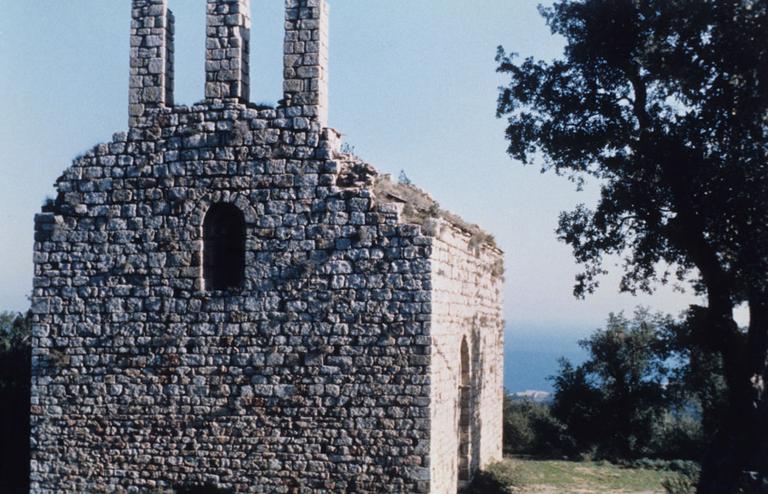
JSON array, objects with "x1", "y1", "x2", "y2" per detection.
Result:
[
  {"x1": 203, "y1": 203, "x2": 246, "y2": 291},
  {"x1": 458, "y1": 336, "x2": 472, "y2": 484}
]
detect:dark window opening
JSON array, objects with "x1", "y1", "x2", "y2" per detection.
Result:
[
  {"x1": 203, "y1": 203, "x2": 246, "y2": 291},
  {"x1": 458, "y1": 336, "x2": 472, "y2": 484}
]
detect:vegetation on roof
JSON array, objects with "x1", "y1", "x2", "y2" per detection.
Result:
[{"x1": 372, "y1": 172, "x2": 498, "y2": 251}]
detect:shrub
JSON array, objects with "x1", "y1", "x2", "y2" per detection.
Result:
[
  {"x1": 649, "y1": 410, "x2": 706, "y2": 461},
  {"x1": 621, "y1": 458, "x2": 700, "y2": 477},
  {"x1": 503, "y1": 398, "x2": 539, "y2": 453},
  {"x1": 548, "y1": 309, "x2": 721, "y2": 461},
  {"x1": 462, "y1": 461, "x2": 521, "y2": 494},
  {"x1": 503, "y1": 395, "x2": 566, "y2": 456},
  {"x1": 662, "y1": 474, "x2": 697, "y2": 494}
]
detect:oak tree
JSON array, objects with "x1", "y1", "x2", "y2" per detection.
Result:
[{"x1": 497, "y1": 1, "x2": 768, "y2": 491}]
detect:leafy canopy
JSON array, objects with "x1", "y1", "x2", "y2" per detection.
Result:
[
  {"x1": 497, "y1": 0, "x2": 768, "y2": 299},
  {"x1": 550, "y1": 309, "x2": 673, "y2": 458}
]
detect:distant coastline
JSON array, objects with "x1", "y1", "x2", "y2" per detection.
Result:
[{"x1": 503, "y1": 326, "x2": 590, "y2": 393}]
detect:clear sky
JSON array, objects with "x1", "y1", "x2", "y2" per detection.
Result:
[{"x1": 0, "y1": 0, "x2": 709, "y2": 336}]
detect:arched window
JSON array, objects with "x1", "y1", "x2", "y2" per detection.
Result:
[
  {"x1": 203, "y1": 203, "x2": 246, "y2": 291},
  {"x1": 458, "y1": 336, "x2": 472, "y2": 484}
]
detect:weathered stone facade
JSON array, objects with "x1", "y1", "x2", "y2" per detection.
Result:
[{"x1": 30, "y1": 1, "x2": 504, "y2": 492}]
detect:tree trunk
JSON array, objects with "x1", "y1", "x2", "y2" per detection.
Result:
[
  {"x1": 697, "y1": 296, "x2": 768, "y2": 494},
  {"x1": 697, "y1": 397, "x2": 767, "y2": 493}
]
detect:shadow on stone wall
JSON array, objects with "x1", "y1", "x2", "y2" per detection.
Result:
[{"x1": 470, "y1": 326, "x2": 484, "y2": 475}]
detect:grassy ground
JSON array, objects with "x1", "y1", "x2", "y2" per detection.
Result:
[{"x1": 479, "y1": 456, "x2": 692, "y2": 494}]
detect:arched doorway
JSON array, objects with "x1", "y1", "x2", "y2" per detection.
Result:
[{"x1": 458, "y1": 336, "x2": 471, "y2": 485}]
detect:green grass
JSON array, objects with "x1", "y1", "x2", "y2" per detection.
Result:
[{"x1": 478, "y1": 456, "x2": 694, "y2": 493}]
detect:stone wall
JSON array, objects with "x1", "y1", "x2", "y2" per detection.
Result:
[
  {"x1": 429, "y1": 225, "x2": 504, "y2": 493},
  {"x1": 129, "y1": 0, "x2": 175, "y2": 126},
  {"x1": 284, "y1": 0, "x2": 329, "y2": 128},
  {"x1": 205, "y1": 0, "x2": 251, "y2": 102},
  {"x1": 31, "y1": 101, "x2": 433, "y2": 493},
  {"x1": 30, "y1": 0, "x2": 504, "y2": 492}
]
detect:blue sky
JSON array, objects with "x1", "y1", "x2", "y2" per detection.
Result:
[{"x1": 0, "y1": 0, "x2": 707, "y2": 334}]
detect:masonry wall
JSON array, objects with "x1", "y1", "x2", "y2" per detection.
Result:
[
  {"x1": 29, "y1": 103, "x2": 433, "y2": 493},
  {"x1": 429, "y1": 225, "x2": 504, "y2": 493},
  {"x1": 31, "y1": 1, "x2": 506, "y2": 491}
]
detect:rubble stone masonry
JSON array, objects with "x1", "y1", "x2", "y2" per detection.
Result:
[{"x1": 30, "y1": 1, "x2": 503, "y2": 492}]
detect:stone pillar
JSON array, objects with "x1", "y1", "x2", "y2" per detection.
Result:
[
  {"x1": 205, "y1": 0, "x2": 251, "y2": 102},
  {"x1": 129, "y1": 0, "x2": 174, "y2": 127},
  {"x1": 284, "y1": 0, "x2": 329, "y2": 128}
]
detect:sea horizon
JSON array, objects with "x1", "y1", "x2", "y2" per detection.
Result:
[{"x1": 503, "y1": 325, "x2": 591, "y2": 393}]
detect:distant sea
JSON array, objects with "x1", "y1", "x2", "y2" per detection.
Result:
[{"x1": 503, "y1": 326, "x2": 590, "y2": 393}]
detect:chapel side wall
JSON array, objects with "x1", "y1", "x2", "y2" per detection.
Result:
[{"x1": 429, "y1": 225, "x2": 504, "y2": 493}]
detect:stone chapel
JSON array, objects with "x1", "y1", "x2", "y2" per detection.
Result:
[{"x1": 29, "y1": 1, "x2": 504, "y2": 492}]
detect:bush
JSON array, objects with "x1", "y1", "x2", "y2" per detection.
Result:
[
  {"x1": 551, "y1": 311, "x2": 672, "y2": 460},
  {"x1": 662, "y1": 474, "x2": 697, "y2": 494},
  {"x1": 548, "y1": 309, "x2": 722, "y2": 462},
  {"x1": 649, "y1": 410, "x2": 706, "y2": 461},
  {"x1": 462, "y1": 471, "x2": 511, "y2": 494},
  {"x1": 462, "y1": 461, "x2": 521, "y2": 494},
  {"x1": 503, "y1": 395, "x2": 566, "y2": 456},
  {"x1": 621, "y1": 458, "x2": 700, "y2": 478}
]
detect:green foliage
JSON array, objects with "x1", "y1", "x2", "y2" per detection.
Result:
[
  {"x1": 550, "y1": 309, "x2": 674, "y2": 459},
  {"x1": 662, "y1": 475, "x2": 698, "y2": 494},
  {"x1": 503, "y1": 395, "x2": 565, "y2": 456},
  {"x1": 503, "y1": 397, "x2": 538, "y2": 452},
  {"x1": 503, "y1": 309, "x2": 718, "y2": 462},
  {"x1": 340, "y1": 141, "x2": 356, "y2": 155},
  {"x1": 648, "y1": 409, "x2": 706, "y2": 462},
  {"x1": 0, "y1": 310, "x2": 31, "y2": 354},
  {"x1": 547, "y1": 307, "x2": 724, "y2": 462},
  {"x1": 496, "y1": 0, "x2": 768, "y2": 301},
  {"x1": 622, "y1": 458, "x2": 700, "y2": 478},
  {"x1": 660, "y1": 309, "x2": 729, "y2": 439},
  {"x1": 462, "y1": 461, "x2": 520, "y2": 493},
  {"x1": 497, "y1": 1, "x2": 768, "y2": 486}
]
